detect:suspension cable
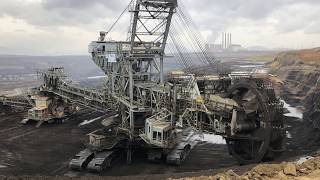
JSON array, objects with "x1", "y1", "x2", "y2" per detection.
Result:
[{"x1": 106, "y1": 0, "x2": 135, "y2": 37}]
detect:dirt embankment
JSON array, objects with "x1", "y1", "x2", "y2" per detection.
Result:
[
  {"x1": 268, "y1": 48, "x2": 320, "y2": 126},
  {"x1": 170, "y1": 156, "x2": 320, "y2": 180}
]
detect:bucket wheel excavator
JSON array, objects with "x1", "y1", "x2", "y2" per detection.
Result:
[
  {"x1": 0, "y1": 0, "x2": 284, "y2": 173},
  {"x1": 67, "y1": 0, "x2": 284, "y2": 172}
]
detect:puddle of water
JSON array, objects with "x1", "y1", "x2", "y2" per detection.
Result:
[
  {"x1": 0, "y1": 165, "x2": 7, "y2": 168},
  {"x1": 238, "y1": 65, "x2": 264, "y2": 68},
  {"x1": 87, "y1": 75, "x2": 106, "y2": 80},
  {"x1": 184, "y1": 130, "x2": 227, "y2": 149},
  {"x1": 286, "y1": 130, "x2": 292, "y2": 139},
  {"x1": 79, "y1": 115, "x2": 105, "y2": 126},
  {"x1": 296, "y1": 156, "x2": 314, "y2": 164},
  {"x1": 191, "y1": 133, "x2": 226, "y2": 145},
  {"x1": 202, "y1": 134, "x2": 226, "y2": 144},
  {"x1": 281, "y1": 100, "x2": 303, "y2": 119}
]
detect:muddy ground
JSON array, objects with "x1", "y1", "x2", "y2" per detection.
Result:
[
  {"x1": 0, "y1": 109, "x2": 237, "y2": 177},
  {"x1": 1, "y1": 105, "x2": 320, "y2": 178},
  {"x1": 0, "y1": 110, "x2": 103, "y2": 176}
]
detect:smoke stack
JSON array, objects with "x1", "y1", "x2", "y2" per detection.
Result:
[
  {"x1": 227, "y1": 33, "x2": 229, "y2": 48},
  {"x1": 223, "y1": 33, "x2": 225, "y2": 49},
  {"x1": 227, "y1": 33, "x2": 230, "y2": 48},
  {"x1": 222, "y1": 33, "x2": 224, "y2": 49},
  {"x1": 228, "y1": 33, "x2": 232, "y2": 47},
  {"x1": 225, "y1": 33, "x2": 227, "y2": 49},
  {"x1": 227, "y1": 33, "x2": 231, "y2": 48}
]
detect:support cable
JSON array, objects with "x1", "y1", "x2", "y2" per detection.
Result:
[{"x1": 106, "y1": 0, "x2": 135, "y2": 37}]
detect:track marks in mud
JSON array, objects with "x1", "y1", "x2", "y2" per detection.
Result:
[
  {"x1": 0, "y1": 112, "x2": 25, "y2": 123},
  {"x1": 0, "y1": 125, "x2": 39, "y2": 142},
  {"x1": 0, "y1": 126, "x2": 20, "y2": 133},
  {"x1": 7, "y1": 129, "x2": 39, "y2": 141}
]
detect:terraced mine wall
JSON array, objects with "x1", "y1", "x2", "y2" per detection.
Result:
[{"x1": 268, "y1": 47, "x2": 320, "y2": 127}]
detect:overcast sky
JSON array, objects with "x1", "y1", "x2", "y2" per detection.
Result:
[{"x1": 0, "y1": 0, "x2": 319, "y2": 55}]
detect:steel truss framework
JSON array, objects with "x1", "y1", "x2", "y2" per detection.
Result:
[{"x1": 88, "y1": 0, "x2": 178, "y2": 163}]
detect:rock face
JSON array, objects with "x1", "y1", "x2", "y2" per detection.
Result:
[
  {"x1": 268, "y1": 47, "x2": 320, "y2": 128},
  {"x1": 283, "y1": 163, "x2": 297, "y2": 176},
  {"x1": 170, "y1": 156, "x2": 320, "y2": 180},
  {"x1": 269, "y1": 48, "x2": 320, "y2": 103}
]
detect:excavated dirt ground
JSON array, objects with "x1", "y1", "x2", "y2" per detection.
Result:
[
  {"x1": 0, "y1": 109, "x2": 105, "y2": 176},
  {"x1": 0, "y1": 109, "x2": 238, "y2": 177},
  {"x1": 170, "y1": 156, "x2": 320, "y2": 180}
]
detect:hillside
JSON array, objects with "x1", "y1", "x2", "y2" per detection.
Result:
[
  {"x1": 170, "y1": 155, "x2": 320, "y2": 180},
  {"x1": 268, "y1": 47, "x2": 320, "y2": 127},
  {"x1": 0, "y1": 55, "x2": 103, "y2": 78}
]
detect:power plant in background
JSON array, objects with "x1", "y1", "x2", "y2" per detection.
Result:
[
  {"x1": 206, "y1": 32, "x2": 243, "y2": 52},
  {"x1": 222, "y1": 32, "x2": 232, "y2": 49}
]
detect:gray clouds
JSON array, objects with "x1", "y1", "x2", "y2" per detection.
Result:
[
  {"x1": 0, "y1": 0, "x2": 319, "y2": 55},
  {"x1": 42, "y1": 0, "x2": 125, "y2": 10},
  {"x1": 1, "y1": 0, "x2": 319, "y2": 32},
  {"x1": 0, "y1": 0, "x2": 130, "y2": 27},
  {"x1": 181, "y1": 0, "x2": 320, "y2": 34}
]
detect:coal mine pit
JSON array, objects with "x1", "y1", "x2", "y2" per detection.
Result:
[
  {"x1": 1, "y1": 58, "x2": 320, "y2": 178},
  {"x1": 0, "y1": 101, "x2": 319, "y2": 177}
]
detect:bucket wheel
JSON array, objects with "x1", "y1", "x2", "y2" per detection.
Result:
[{"x1": 226, "y1": 79, "x2": 282, "y2": 164}]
